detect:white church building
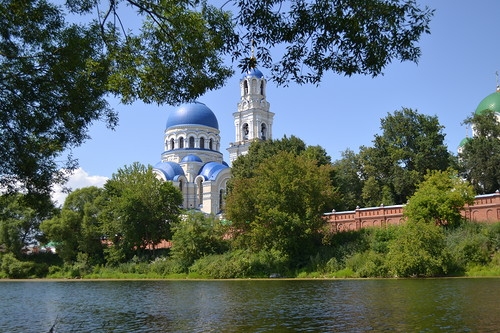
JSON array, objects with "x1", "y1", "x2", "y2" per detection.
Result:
[{"x1": 153, "y1": 65, "x2": 274, "y2": 215}]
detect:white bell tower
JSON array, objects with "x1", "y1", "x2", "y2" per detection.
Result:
[{"x1": 227, "y1": 61, "x2": 274, "y2": 164}]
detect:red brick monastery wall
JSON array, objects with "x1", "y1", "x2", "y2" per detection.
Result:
[{"x1": 324, "y1": 191, "x2": 500, "y2": 233}]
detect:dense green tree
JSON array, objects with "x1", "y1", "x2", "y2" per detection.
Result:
[
  {"x1": 231, "y1": 135, "x2": 307, "y2": 179},
  {"x1": 231, "y1": 135, "x2": 331, "y2": 180},
  {"x1": 40, "y1": 187, "x2": 105, "y2": 264},
  {"x1": 1, "y1": 0, "x2": 433, "y2": 199},
  {"x1": 359, "y1": 108, "x2": 452, "y2": 205},
  {"x1": 100, "y1": 163, "x2": 182, "y2": 262},
  {"x1": 0, "y1": 194, "x2": 54, "y2": 257},
  {"x1": 459, "y1": 110, "x2": 500, "y2": 194},
  {"x1": 331, "y1": 149, "x2": 364, "y2": 210},
  {"x1": 386, "y1": 220, "x2": 447, "y2": 277},
  {"x1": 404, "y1": 169, "x2": 475, "y2": 227},
  {"x1": 170, "y1": 211, "x2": 229, "y2": 271},
  {"x1": 0, "y1": 0, "x2": 116, "y2": 197},
  {"x1": 226, "y1": 151, "x2": 337, "y2": 261}
]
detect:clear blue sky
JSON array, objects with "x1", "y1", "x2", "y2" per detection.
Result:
[{"x1": 60, "y1": 0, "x2": 500, "y2": 194}]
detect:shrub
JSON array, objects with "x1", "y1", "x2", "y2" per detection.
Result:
[
  {"x1": 333, "y1": 268, "x2": 356, "y2": 278},
  {"x1": 386, "y1": 221, "x2": 447, "y2": 277},
  {"x1": 1, "y1": 253, "x2": 48, "y2": 278},
  {"x1": 189, "y1": 249, "x2": 289, "y2": 278},
  {"x1": 150, "y1": 256, "x2": 185, "y2": 276},
  {"x1": 345, "y1": 251, "x2": 388, "y2": 277},
  {"x1": 445, "y1": 222, "x2": 490, "y2": 271}
]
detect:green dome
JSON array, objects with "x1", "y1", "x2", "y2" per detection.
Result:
[
  {"x1": 458, "y1": 137, "x2": 471, "y2": 147},
  {"x1": 475, "y1": 89, "x2": 500, "y2": 115}
]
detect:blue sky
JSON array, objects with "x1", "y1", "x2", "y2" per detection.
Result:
[{"x1": 57, "y1": 0, "x2": 500, "y2": 200}]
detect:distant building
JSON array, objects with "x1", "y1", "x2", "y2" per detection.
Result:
[
  {"x1": 153, "y1": 64, "x2": 274, "y2": 214},
  {"x1": 458, "y1": 85, "x2": 500, "y2": 153}
]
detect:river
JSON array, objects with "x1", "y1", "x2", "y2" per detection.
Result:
[{"x1": 1, "y1": 278, "x2": 499, "y2": 332}]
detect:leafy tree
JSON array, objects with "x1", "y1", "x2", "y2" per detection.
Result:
[
  {"x1": 331, "y1": 149, "x2": 364, "y2": 210},
  {"x1": 233, "y1": 0, "x2": 434, "y2": 84},
  {"x1": 40, "y1": 186, "x2": 105, "y2": 264},
  {"x1": 231, "y1": 135, "x2": 308, "y2": 179},
  {"x1": 0, "y1": 194, "x2": 54, "y2": 256},
  {"x1": 1, "y1": 0, "x2": 434, "y2": 199},
  {"x1": 404, "y1": 169, "x2": 475, "y2": 227},
  {"x1": 0, "y1": 0, "x2": 116, "y2": 197},
  {"x1": 100, "y1": 163, "x2": 182, "y2": 262},
  {"x1": 386, "y1": 220, "x2": 447, "y2": 277},
  {"x1": 169, "y1": 211, "x2": 229, "y2": 271},
  {"x1": 231, "y1": 135, "x2": 332, "y2": 180},
  {"x1": 460, "y1": 110, "x2": 500, "y2": 194},
  {"x1": 359, "y1": 108, "x2": 452, "y2": 205},
  {"x1": 226, "y1": 151, "x2": 337, "y2": 261}
]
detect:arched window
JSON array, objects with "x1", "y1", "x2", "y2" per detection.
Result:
[
  {"x1": 179, "y1": 137, "x2": 184, "y2": 148},
  {"x1": 170, "y1": 138, "x2": 175, "y2": 150},
  {"x1": 199, "y1": 137, "x2": 205, "y2": 149},
  {"x1": 244, "y1": 80, "x2": 248, "y2": 95},
  {"x1": 189, "y1": 136, "x2": 195, "y2": 148},
  {"x1": 242, "y1": 123, "x2": 249, "y2": 140},
  {"x1": 261, "y1": 123, "x2": 267, "y2": 140},
  {"x1": 209, "y1": 138, "x2": 213, "y2": 150},
  {"x1": 260, "y1": 81, "x2": 264, "y2": 95},
  {"x1": 179, "y1": 179, "x2": 183, "y2": 192}
]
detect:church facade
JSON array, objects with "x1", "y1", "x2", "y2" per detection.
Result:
[{"x1": 153, "y1": 66, "x2": 274, "y2": 214}]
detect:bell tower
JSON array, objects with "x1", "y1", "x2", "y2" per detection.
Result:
[{"x1": 227, "y1": 60, "x2": 275, "y2": 164}]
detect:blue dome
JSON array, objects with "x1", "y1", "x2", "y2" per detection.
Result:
[
  {"x1": 199, "y1": 162, "x2": 229, "y2": 181},
  {"x1": 242, "y1": 67, "x2": 264, "y2": 79},
  {"x1": 181, "y1": 154, "x2": 203, "y2": 163},
  {"x1": 154, "y1": 161, "x2": 185, "y2": 180},
  {"x1": 166, "y1": 102, "x2": 219, "y2": 129}
]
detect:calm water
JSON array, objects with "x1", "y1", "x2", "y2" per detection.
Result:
[{"x1": 1, "y1": 278, "x2": 499, "y2": 332}]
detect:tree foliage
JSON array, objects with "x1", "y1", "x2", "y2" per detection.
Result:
[
  {"x1": 0, "y1": 0, "x2": 116, "y2": 196},
  {"x1": 0, "y1": 193, "x2": 54, "y2": 256},
  {"x1": 231, "y1": 135, "x2": 330, "y2": 180},
  {"x1": 460, "y1": 110, "x2": 500, "y2": 194},
  {"x1": 234, "y1": 0, "x2": 433, "y2": 85},
  {"x1": 1, "y1": 0, "x2": 433, "y2": 199},
  {"x1": 359, "y1": 108, "x2": 452, "y2": 205},
  {"x1": 100, "y1": 163, "x2": 182, "y2": 260},
  {"x1": 226, "y1": 150, "x2": 337, "y2": 260},
  {"x1": 404, "y1": 169, "x2": 475, "y2": 227},
  {"x1": 385, "y1": 220, "x2": 447, "y2": 277},
  {"x1": 169, "y1": 211, "x2": 229, "y2": 271},
  {"x1": 331, "y1": 149, "x2": 364, "y2": 210},
  {"x1": 40, "y1": 186, "x2": 105, "y2": 264}
]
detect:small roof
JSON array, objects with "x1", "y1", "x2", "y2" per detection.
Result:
[
  {"x1": 181, "y1": 154, "x2": 203, "y2": 163},
  {"x1": 242, "y1": 67, "x2": 264, "y2": 79},
  {"x1": 198, "y1": 162, "x2": 229, "y2": 181},
  {"x1": 154, "y1": 161, "x2": 185, "y2": 180}
]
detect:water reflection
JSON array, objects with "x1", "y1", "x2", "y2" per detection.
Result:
[{"x1": 1, "y1": 279, "x2": 499, "y2": 332}]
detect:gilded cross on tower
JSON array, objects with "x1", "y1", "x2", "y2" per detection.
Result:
[{"x1": 248, "y1": 39, "x2": 257, "y2": 69}]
